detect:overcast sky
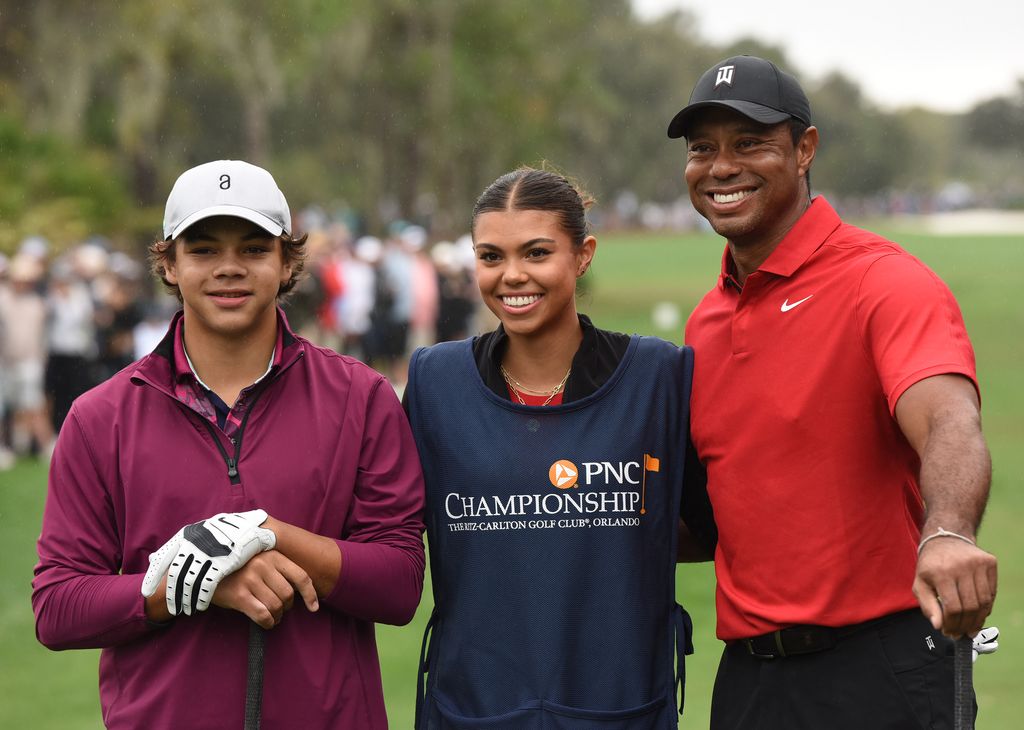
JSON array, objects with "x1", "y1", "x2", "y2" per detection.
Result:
[{"x1": 633, "y1": 0, "x2": 1024, "y2": 113}]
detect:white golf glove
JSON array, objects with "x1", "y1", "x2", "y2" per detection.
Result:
[
  {"x1": 141, "y1": 509, "x2": 276, "y2": 616},
  {"x1": 972, "y1": 626, "x2": 999, "y2": 662}
]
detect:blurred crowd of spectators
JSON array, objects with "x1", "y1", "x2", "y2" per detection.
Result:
[
  {"x1": 4, "y1": 188, "x2": 995, "y2": 470},
  {"x1": 0, "y1": 237, "x2": 161, "y2": 469},
  {"x1": 284, "y1": 212, "x2": 485, "y2": 384},
  {"x1": 0, "y1": 216, "x2": 486, "y2": 470}
]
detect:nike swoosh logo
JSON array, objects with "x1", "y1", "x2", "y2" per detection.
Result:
[{"x1": 780, "y1": 295, "x2": 814, "y2": 312}]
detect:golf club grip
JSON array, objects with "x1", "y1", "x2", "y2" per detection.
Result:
[
  {"x1": 244, "y1": 622, "x2": 266, "y2": 730},
  {"x1": 953, "y1": 635, "x2": 973, "y2": 730}
]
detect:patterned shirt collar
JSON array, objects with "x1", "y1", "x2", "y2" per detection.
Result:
[
  {"x1": 171, "y1": 315, "x2": 285, "y2": 384},
  {"x1": 169, "y1": 314, "x2": 286, "y2": 435}
]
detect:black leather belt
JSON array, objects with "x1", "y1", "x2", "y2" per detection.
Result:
[
  {"x1": 734, "y1": 611, "x2": 913, "y2": 660},
  {"x1": 738, "y1": 625, "x2": 842, "y2": 659}
]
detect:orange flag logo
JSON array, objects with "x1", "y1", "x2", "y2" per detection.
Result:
[{"x1": 640, "y1": 453, "x2": 660, "y2": 515}]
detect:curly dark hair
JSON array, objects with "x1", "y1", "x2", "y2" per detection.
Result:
[{"x1": 148, "y1": 228, "x2": 307, "y2": 303}]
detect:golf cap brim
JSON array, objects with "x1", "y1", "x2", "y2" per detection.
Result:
[
  {"x1": 166, "y1": 205, "x2": 285, "y2": 241},
  {"x1": 667, "y1": 100, "x2": 794, "y2": 139}
]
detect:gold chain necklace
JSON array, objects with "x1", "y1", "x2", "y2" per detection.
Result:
[{"x1": 500, "y1": 364, "x2": 572, "y2": 406}]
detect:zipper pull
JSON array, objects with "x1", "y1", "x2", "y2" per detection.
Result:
[{"x1": 226, "y1": 457, "x2": 238, "y2": 479}]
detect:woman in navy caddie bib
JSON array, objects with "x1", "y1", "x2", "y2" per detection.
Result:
[{"x1": 404, "y1": 167, "x2": 715, "y2": 729}]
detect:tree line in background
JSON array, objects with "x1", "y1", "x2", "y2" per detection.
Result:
[{"x1": 1, "y1": 0, "x2": 1022, "y2": 253}]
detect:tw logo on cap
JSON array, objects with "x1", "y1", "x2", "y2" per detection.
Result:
[{"x1": 715, "y1": 65, "x2": 735, "y2": 87}]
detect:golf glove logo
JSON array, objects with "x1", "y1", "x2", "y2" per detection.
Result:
[{"x1": 141, "y1": 509, "x2": 276, "y2": 616}]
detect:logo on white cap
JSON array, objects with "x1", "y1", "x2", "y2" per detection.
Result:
[
  {"x1": 715, "y1": 65, "x2": 735, "y2": 87},
  {"x1": 162, "y1": 160, "x2": 291, "y2": 241}
]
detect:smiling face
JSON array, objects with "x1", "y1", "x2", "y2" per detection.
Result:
[
  {"x1": 164, "y1": 216, "x2": 292, "y2": 344},
  {"x1": 684, "y1": 107, "x2": 817, "y2": 252},
  {"x1": 473, "y1": 209, "x2": 595, "y2": 340}
]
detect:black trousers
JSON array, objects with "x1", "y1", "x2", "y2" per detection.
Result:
[{"x1": 711, "y1": 609, "x2": 975, "y2": 730}]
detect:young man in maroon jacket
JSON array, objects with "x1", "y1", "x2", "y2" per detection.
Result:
[{"x1": 33, "y1": 160, "x2": 426, "y2": 729}]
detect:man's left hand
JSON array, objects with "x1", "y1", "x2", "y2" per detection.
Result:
[{"x1": 141, "y1": 509, "x2": 277, "y2": 616}]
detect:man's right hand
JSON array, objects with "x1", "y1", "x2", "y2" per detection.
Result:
[
  {"x1": 212, "y1": 551, "x2": 319, "y2": 629},
  {"x1": 913, "y1": 534, "x2": 997, "y2": 638}
]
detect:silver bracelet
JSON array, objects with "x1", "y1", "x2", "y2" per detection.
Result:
[{"x1": 917, "y1": 527, "x2": 976, "y2": 556}]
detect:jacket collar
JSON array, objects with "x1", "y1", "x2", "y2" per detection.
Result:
[{"x1": 137, "y1": 306, "x2": 302, "y2": 392}]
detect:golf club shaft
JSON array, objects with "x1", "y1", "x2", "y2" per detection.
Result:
[
  {"x1": 244, "y1": 622, "x2": 266, "y2": 730},
  {"x1": 953, "y1": 635, "x2": 973, "y2": 730}
]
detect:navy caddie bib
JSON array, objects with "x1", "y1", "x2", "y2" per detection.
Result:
[{"x1": 406, "y1": 335, "x2": 694, "y2": 730}]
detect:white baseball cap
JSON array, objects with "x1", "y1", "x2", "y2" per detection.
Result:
[{"x1": 163, "y1": 160, "x2": 291, "y2": 240}]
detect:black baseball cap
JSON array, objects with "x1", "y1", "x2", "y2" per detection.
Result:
[{"x1": 667, "y1": 55, "x2": 811, "y2": 139}]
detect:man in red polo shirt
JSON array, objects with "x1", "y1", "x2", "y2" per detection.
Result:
[{"x1": 668, "y1": 55, "x2": 998, "y2": 728}]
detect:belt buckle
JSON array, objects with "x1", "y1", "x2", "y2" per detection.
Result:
[{"x1": 744, "y1": 633, "x2": 783, "y2": 659}]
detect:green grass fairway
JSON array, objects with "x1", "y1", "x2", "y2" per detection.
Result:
[{"x1": 2, "y1": 228, "x2": 1021, "y2": 728}]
